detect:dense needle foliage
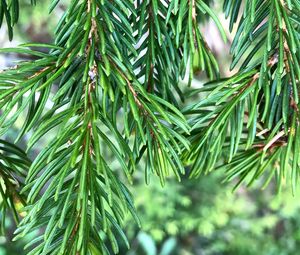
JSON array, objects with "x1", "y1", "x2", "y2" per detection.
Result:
[{"x1": 0, "y1": 0, "x2": 299, "y2": 254}]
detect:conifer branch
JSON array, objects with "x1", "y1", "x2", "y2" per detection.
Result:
[
  {"x1": 186, "y1": 0, "x2": 300, "y2": 191},
  {"x1": 0, "y1": 0, "x2": 190, "y2": 252},
  {"x1": 0, "y1": 0, "x2": 299, "y2": 253}
]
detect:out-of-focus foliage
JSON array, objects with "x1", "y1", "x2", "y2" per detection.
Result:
[
  {"x1": 122, "y1": 173, "x2": 300, "y2": 255},
  {"x1": 0, "y1": 0, "x2": 59, "y2": 42},
  {"x1": 17, "y1": 0, "x2": 58, "y2": 41},
  {"x1": 3, "y1": 170, "x2": 300, "y2": 255}
]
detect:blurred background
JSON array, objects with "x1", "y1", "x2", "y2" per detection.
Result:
[{"x1": 1, "y1": 1, "x2": 300, "y2": 255}]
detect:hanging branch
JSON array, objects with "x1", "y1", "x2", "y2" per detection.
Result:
[
  {"x1": 0, "y1": 0, "x2": 298, "y2": 253},
  {"x1": 0, "y1": 0, "x2": 190, "y2": 252},
  {"x1": 185, "y1": 0, "x2": 300, "y2": 192},
  {"x1": 11, "y1": 0, "x2": 142, "y2": 253},
  {"x1": 175, "y1": 0, "x2": 227, "y2": 83},
  {"x1": 133, "y1": 0, "x2": 185, "y2": 105}
]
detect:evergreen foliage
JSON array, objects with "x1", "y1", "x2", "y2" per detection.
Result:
[
  {"x1": 0, "y1": 0, "x2": 299, "y2": 254},
  {"x1": 185, "y1": 0, "x2": 300, "y2": 193}
]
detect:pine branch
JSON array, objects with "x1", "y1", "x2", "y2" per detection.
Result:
[
  {"x1": 8, "y1": 1, "x2": 139, "y2": 252},
  {"x1": 133, "y1": 0, "x2": 226, "y2": 107},
  {"x1": 0, "y1": 0, "x2": 190, "y2": 253},
  {"x1": 133, "y1": 0, "x2": 185, "y2": 105},
  {"x1": 176, "y1": 0, "x2": 227, "y2": 83},
  {"x1": 186, "y1": 0, "x2": 300, "y2": 191},
  {"x1": 1, "y1": 0, "x2": 298, "y2": 253}
]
